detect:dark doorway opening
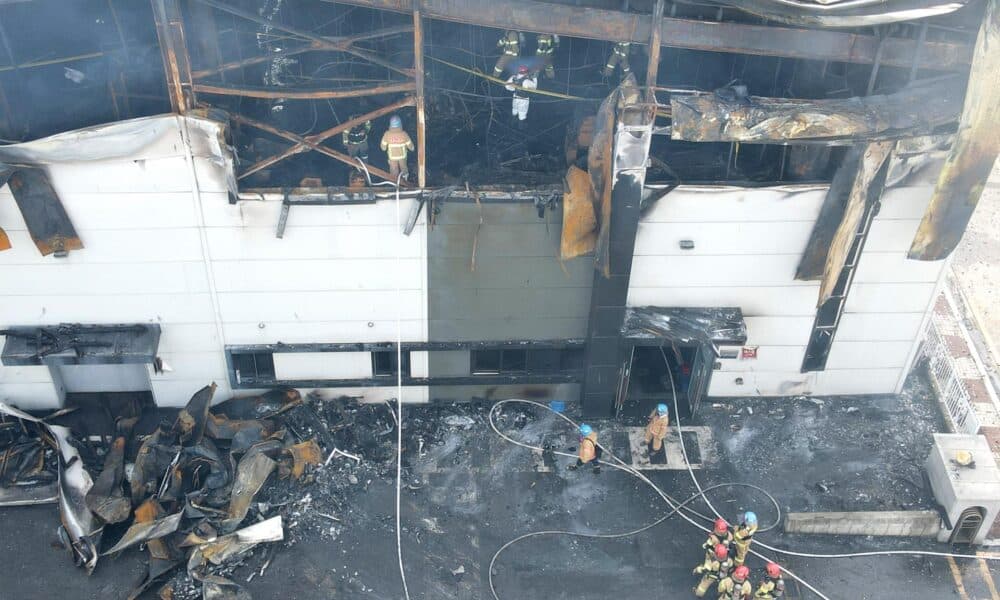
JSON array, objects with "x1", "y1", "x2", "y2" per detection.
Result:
[
  {"x1": 620, "y1": 343, "x2": 703, "y2": 422},
  {"x1": 950, "y1": 506, "x2": 985, "y2": 545}
]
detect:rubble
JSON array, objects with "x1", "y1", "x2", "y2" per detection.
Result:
[{"x1": 0, "y1": 385, "x2": 330, "y2": 599}]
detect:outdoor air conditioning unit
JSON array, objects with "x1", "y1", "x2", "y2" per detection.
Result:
[{"x1": 925, "y1": 433, "x2": 1000, "y2": 545}]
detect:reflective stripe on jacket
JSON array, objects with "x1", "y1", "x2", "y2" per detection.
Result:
[{"x1": 380, "y1": 128, "x2": 413, "y2": 161}]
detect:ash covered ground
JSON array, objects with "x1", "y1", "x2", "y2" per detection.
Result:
[{"x1": 0, "y1": 366, "x2": 991, "y2": 600}]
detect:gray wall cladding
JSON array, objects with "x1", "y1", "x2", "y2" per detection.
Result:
[{"x1": 427, "y1": 202, "x2": 593, "y2": 381}]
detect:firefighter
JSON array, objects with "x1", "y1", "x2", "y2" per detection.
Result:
[
  {"x1": 379, "y1": 115, "x2": 414, "y2": 181},
  {"x1": 754, "y1": 562, "x2": 785, "y2": 599},
  {"x1": 535, "y1": 33, "x2": 559, "y2": 79},
  {"x1": 341, "y1": 117, "x2": 371, "y2": 160},
  {"x1": 601, "y1": 42, "x2": 631, "y2": 79},
  {"x1": 732, "y1": 511, "x2": 758, "y2": 567},
  {"x1": 644, "y1": 402, "x2": 670, "y2": 462},
  {"x1": 718, "y1": 565, "x2": 752, "y2": 600},
  {"x1": 505, "y1": 65, "x2": 537, "y2": 128},
  {"x1": 493, "y1": 30, "x2": 523, "y2": 77},
  {"x1": 702, "y1": 518, "x2": 733, "y2": 559},
  {"x1": 693, "y1": 543, "x2": 734, "y2": 598},
  {"x1": 568, "y1": 423, "x2": 600, "y2": 474}
]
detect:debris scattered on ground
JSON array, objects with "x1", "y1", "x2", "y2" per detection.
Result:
[{"x1": 0, "y1": 384, "x2": 329, "y2": 599}]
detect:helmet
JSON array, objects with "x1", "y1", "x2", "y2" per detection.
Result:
[
  {"x1": 579, "y1": 424, "x2": 593, "y2": 436},
  {"x1": 713, "y1": 518, "x2": 729, "y2": 535},
  {"x1": 506, "y1": 30, "x2": 519, "y2": 41},
  {"x1": 656, "y1": 403, "x2": 669, "y2": 415},
  {"x1": 713, "y1": 544, "x2": 728, "y2": 560},
  {"x1": 744, "y1": 511, "x2": 758, "y2": 526},
  {"x1": 766, "y1": 562, "x2": 781, "y2": 578},
  {"x1": 517, "y1": 65, "x2": 529, "y2": 75},
  {"x1": 389, "y1": 115, "x2": 402, "y2": 129},
  {"x1": 733, "y1": 566, "x2": 749, "y2": 581}
]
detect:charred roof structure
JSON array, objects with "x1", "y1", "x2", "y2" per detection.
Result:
[{"x1": 2, "y1": 1, "x2": 1000, "y2": 597}]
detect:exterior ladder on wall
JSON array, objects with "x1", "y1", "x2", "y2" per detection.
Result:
[{"x1": 801, "y1": 198, "x2": 880, "y2": 372}]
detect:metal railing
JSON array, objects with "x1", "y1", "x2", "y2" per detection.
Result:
[{"x1": 923, "y1": 316, "x2": 981, "y2": 435}]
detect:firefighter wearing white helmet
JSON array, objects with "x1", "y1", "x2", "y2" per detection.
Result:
[
  {"x1": 379, "y1": 114, "x2": 414, "y2": 181},
  {"x1": 505, "y1": 65, "x2": 537, "y2": 128}
]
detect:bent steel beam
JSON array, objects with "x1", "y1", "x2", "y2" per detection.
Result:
[
  {"x1": 909, "y1": 0, "x2": 1000, "y2": 261},
  {"x1": 322, "y1": 0, "x2": 972, "y2": 70}
]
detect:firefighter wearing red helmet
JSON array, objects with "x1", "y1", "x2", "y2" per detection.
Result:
[
  {"x1": 702, "y1": 518, "x2": 733, "y2": 560},
  {"x1": 754, "y1": 563, "x2": 785, "y2": 599},
  {"x1": 693, "y1": 543, "x2": 734, "y2": 597},
  {"x1": 717, "y1": 565, "x2": 752, "y2": 600}
]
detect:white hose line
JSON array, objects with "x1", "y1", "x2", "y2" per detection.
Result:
[
  {"x1": 389, "y1": 171, "x2": 412, "y2": 600},
  {"x1": 487, "y1": 400, "x2": 826, "y2": 599},
  {"x1": 488, "y1": 399, "x2": 1000, "y2": 600}
]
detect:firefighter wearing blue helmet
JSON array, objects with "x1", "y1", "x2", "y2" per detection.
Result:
[
  {"x1": 733, "y1": 511, "x2": 758, "y2": 566},
  {"x1": 569, "y1": 423, "x2": 601, "y2": 474},
  {"x1": 644, "y1": 402, "x2": 670, "y2": 462}
]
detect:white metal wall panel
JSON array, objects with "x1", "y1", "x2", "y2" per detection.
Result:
[
  {"x1": 0, "y1": 191, "x2": 202, "y2": 231},
  {"x1": 640, "y1": 185, "x2": 827, "y2": 223},
  {"x1": 206, "y1": 225, "x2": 423, "y2": 261},
  {"x1": 0, "y1": 229, "x2": 205, "y2": 263},
  {"x1": 836, "y1": 313, "x2": 925, "y2": 342},
  {"x1": 631, "y1": 254, "x2": 813, "y2": 287},
  {"x1": 216, "y1": 290, "x2": 425, "y2": 323},
  {"x1": 58, "y1": 364, "x2": 151, "y2": 393},
  {"x1": 1, "y1": 293, "x2": 217, "y2": 325},
  {"x1": 634, "y1": 180, "x2": 945, "y2": 398},
  {"x1": 743, "y1": 316, "x2": 814, "y2": 346},
  {"x1": 0, "y1": 384, "x2": 62, "y2": 409},
  {"x1": 716, "y1": 346, "x2": 805, "y2": 372},
  {"x1": 212, "y1": 259, "x2": 424, "y2": 293},
  {"x1": 634, "y1": 221, "x2": 814, "y2": 256},
  {"x1": 0, "y1": 262, "x2": 209, "y2": 296},
  {"x1": 273, "y1": 352, "x2": 373, "y2": 380},
  {"x1": 222, "y1": 320, "x2": 426, "y2": 345}
]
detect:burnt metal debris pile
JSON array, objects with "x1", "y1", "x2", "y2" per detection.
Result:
[{"x1": 0, "y1": 384, "x2": 343, "y2": 600}]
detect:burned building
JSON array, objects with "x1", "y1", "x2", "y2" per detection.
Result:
[{"x1": 0, "y1": 0, "x2": 996, "y2": 422}]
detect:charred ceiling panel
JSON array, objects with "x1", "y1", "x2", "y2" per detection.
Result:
[
  {"x1": 0, "y1": 166, "x2": 81, "y2": 257},
  {"x1": 909, "y1": 0, "x2": 1000, "y2": 261},
  {"x1": 796, "y1": 146, "x2": 864, "y2": 281},
  {"x1": 670, "y1": 80, "x2": 963, "y2": 144},
  {"x1": 1, "y1": 323, "x2": 162, "y2": 366},
  {"x1": 622, "y1": 307, "x2": 748, "y2": 350}
]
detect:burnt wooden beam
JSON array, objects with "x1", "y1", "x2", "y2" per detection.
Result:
[
  {"x1": 645, "y1": 0, "x2": 664, "y2": 100},
  {"x1": 1, "y1": 168, "x2": 83, "y2": 256},
  {"x1": 151, "y1": 0, "x2": 195, "y2": 112},
  {"x1": 194, "y1": 0, "x2": 414, "y2": 79},
  {"x1": 795, "y1": 147, "x2": 862, "y2": 281},
  {"x1": 322, "y1": 0, "x2": 972, "y2": 70},
  {"x1": 909, "y1": 0, "x2": 1000, "y2": 261},
  {"x1": 818, "y1": 141, "x2": 894, "y2": 305},
  {"x1": 238, "y1": 96, "x2": 415, "y2": 179},
  {"x1": 670, "y1": 79, "x2": 963, "y2": 144},
  {"x1": 194, "y1": 81, "x2": 415, "y2": 100},
  {"x1": 231, "y1": 112, "x2": 404, "y2": 185},
  {"x1": 191, "y1": 27, "x2": 415, "y2": 80},
  {"x1": 414, "y1": 5, "x2": 426, "y2": 188}
]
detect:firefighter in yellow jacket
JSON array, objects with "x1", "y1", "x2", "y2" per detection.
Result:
[
  {"x1": 733, "y1": 511, "x2": 758, "y2": 566},
  {"x1": 718, "y1": 565, "x2": 752, "y2": 600},
  {"x1": 493, "y1": 30, "x2": 523, "y2": 77},
  {"x1": 568, "y1": 423, "x2": 600, "y2": 474},
  {"x1": 703, "y1": 518, "x2": 733, "y2": 560},
  {"x1": 380, "y1": 115, "x2": 414, "y2": 181},
  {"x1": 535, "y1": 33, "x2": 559, "y2": 79},
  {"x1": 601, "y1": 42, "x2": 631, "y2": 78},
  {"x1": 644, "y1": 402, "x2": 670, "y2": 461},
  {"x1": 694, "y1": 543, "x2": 734, "y2": 597},
  {"x1": 755, "y1": 562, "x2": 785, "y2": 599}
]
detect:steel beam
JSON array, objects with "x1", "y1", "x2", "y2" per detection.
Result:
[
  {"x1": 322, "y1": 0, "x2": 971, "y2": 70},
  {"x1": 414, "y1": 5, "x2": 426, "y2": 188},
  {"x1": 151, "y1": 0, "x2": 195, "y2": 112},
  {"x1": 193, "y1": 81, "x2": 415, "y2": 100}
]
